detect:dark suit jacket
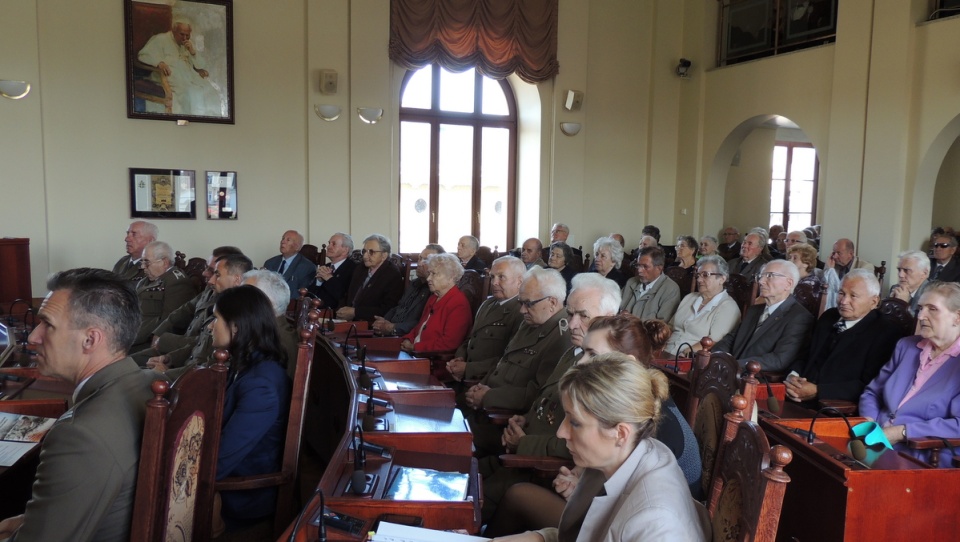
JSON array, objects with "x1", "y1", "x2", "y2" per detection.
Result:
[
  {"x1": 343, "y1": 260, "x2": 404, "y2": 322},
  {"x1": 263, "y1": 253, "x2": 316, "y2": 299},
  {"x1": 217, "y1": 358, "x2": 291, "y2": 519},
  {"x1": 718, "y1": 242, "x2": 741, "y2": 262},
  {"x1": 725, "y1": 255, "x2": 770, "y2": 282},
  {"x1": 789, "y1": 308, "x2": 904, "y2": 405},
  {"x1": 603, "y1": 266, "x2": 628, "y2": 289},
  {"x1": 11, "y1": 359, "x2": 155, "y2": 542},
  {"x1": 307, "y1": 258, "x2": 356, "y2": 310},
  {"x1": 463, "y1": 255, "x2": 488, "y2": 273},
  {"x1": 930, "y1": 256, "x2": 960, "y2": 283},
  {"x1": 712, "y1": 295, "x2": 814, "y2": 372}
]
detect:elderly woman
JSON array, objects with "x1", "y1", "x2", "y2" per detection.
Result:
[
  {"x1": 672, "y1": 235, "x2": 698, "y2": 269},
  {"x1": 592, "y1": 236, "x2": 627, "y2": 288},
  {"x1": 400, "y1": 253, "x2": 473, "y2": 352},
  {"x1": 491, "y1": 353, "x2": 707, "y2": 541},
  {"x1": 698, "y1": 235, "x2": 719, "y2": 258},
  {"x1": 860, "y1": 281, "x2": 960, "y2": 466},
  {"x1": 547, "y1": 241, "x2": 576, "y2": 293},
  {"x1": 787, "y1": 242, "x2": 822, "y2": 286},
  {"x1": 665, "y1": 255, "x2": 742, "y2": 356}
]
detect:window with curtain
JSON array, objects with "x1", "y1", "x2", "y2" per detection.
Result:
[
  {"x1": 770, "y1": 142, "x2": 818, "y2": 231},
  {"x1": 398, "y1": 64, "x2": 518, "y2": 253}
]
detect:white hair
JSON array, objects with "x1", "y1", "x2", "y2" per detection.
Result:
[
  {"x1": 898, "y1": 250, "x2": 931, "y2": 274},
  {"x1": 524, "y1": 267, "x2": 567, "y2": 303},
  {"x1": 145, "y1": 240, "x2": 173, "y2": 262},
  {"x1": 242, "y1": 269, "x2": 291, "y2": 316},
  {"x1": 493, "y1": 255, "x2": 526, "y2": 277},
  {"x1": 842, "y1": 269, "x2": 880, "y2": 297},
  {"x1": 570, "y1": 273, "x2": 622, "y2": 315},
  {"x1": 762, "y1": 259, "x2": 800, "y2": 293},
  {"x1": 593, "y1": 236, "x2": 624, "y2": 267}
]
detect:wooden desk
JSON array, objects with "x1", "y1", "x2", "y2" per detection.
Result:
[
  {"x1": 358, "y1": 393, "x2": 473, "y2": 456},
  {"x1": 760, "y1": 417, "x2": 960, "y2": 541}
]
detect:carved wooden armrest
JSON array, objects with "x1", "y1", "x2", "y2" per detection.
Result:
[
  {"x1": 484, "y1": 407, "x2": 520, "y2": 425},
  {"x1": 818, "y1": 399, "x2": 857, "y2": 416},
  {"x1": 215, "y1": 472, "x2": 290, "y2": 492},
  {"x1": 499, "y1": 454, "x2": 573, "y2": 476},
  {"x1": 905, "y1": 437, "x2": 960, "y2": 450}
]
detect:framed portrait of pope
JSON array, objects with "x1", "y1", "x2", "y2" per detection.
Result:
[{"x1": 124, "y1": 0, "x2": 234, "y2": 124}]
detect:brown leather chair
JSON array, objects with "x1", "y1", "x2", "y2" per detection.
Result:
[
  {"x1": 458, "y1": 269, "x2": 485, "y2": 317},
  {"x1": 476, "y1": 246, "x2": 495, "y2": 271},
  {"x1": 130, "y1": 351, "x2": 229, "y2": 542},
  {"x1": 666, "y1": 266, "x2": 696, "y2": 298}
]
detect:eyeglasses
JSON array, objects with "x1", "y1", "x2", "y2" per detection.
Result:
[
  {"x1": 933, "y1": 243, "x2": 953, "y2": 249},
  {"x1": 360, "y1": 249, "x2": 383, "y2": 255},
  {"x1": 519, "y1": 296, "x2": 552, "y2": 309},
  {"x1": 755, "y1": 272, "x2": 787, "y2": 281},
  {"x1": 695, "y1": 272, "x2": 724, "y2": 279}
]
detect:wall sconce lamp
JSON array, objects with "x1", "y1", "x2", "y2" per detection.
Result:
[
  {"x1": 314, "y1": 104, "x2": 342, "y2": 121},
  {"x1": 357, "y1": 107, "x2": 384, "y2": 124},
  {"x1": 0, "y1": 80, "x2": 31, "y2": 100},
  {"x1": 559, "y1": 122, "x2": 582, "y2": 137},
  {"x1": 676, "y1": 59, "x2": 692, "y2": 78}
]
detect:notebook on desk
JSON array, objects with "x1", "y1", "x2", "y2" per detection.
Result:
[{"x1": 370, "y1": 521, "x2": 489, "y2": 542}]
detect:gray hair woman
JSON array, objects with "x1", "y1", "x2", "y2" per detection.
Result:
[
  {"x1": 665, "y1": 255, "x2": 741, "y2": 356},
  {"x1": 592, "y1": 236, "x2": 627, "y2": 288}
]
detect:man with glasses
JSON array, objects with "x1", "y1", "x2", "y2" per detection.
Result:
[
  {"x1": 890, "y1": 250, "x2": 931, "y2": 315},
  {"x1": 620, "y1": 246, "x2": 681, "y2": 321},
  {"x1": 717, "y1": 226, "x2": 741, "y2": 261},
  {"x1": 823, "y1": 238, "x2": 875, "y2": 309},
  {"x1": 372, "y1": 244, "x2": 445, "y2": 336},
  {"x1": 111, "y1": 220, "x2": 158, "y2": 282},
  {"x1": 307, "y1": 232, "x2": 356, "y2": 310},
  {"x1": 712, "y1": 259, "x2": 814, "y2": 372},
  {"x1": 335, "y1": 234, "x2": 403, "y2": 323},
  {"x1": 929, "y1": 234, "x2": 960, "y2": 283},
  {"x1": 129, "y1": 241, "x2": 197, "y2": 353}
]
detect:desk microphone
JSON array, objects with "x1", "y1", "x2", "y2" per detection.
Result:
[
  {"x1": 5, "y1": 299, "x2": 29, "y2": 326},
  {"x1": 362, "y1": 394, "x2": 379, "y2": 432},
  {"x1": 287, "y1": 484, "x2": 323, "y2": 542},
  {"x1": 806, "y1": 406, "x2": 867, "y2": 461},
  {"x1": 356, "y1": 346, "x2": 372, "y2": 390},
  {"x1": 753, "y1": 372, "x2": 780, "y2": 413},
  {"x1": 671, "y1": 343, "x2": 694, "y2": 373},
  {"x1": 351, "y1": 423, "x2": 368, "y2": 495}
]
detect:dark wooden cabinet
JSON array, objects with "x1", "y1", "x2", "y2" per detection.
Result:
[{"x1": 0, "y1": 238, "x2": 32, "y2": 305}]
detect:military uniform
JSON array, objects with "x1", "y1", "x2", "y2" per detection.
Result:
[
  {"x1": 131, "y1": 288, "x2": 218, "y2": 366},
  {"x1": 130, "y1": 266, "x2": 197, "y2": 353},
  {"x1": 456, "y1": 296, "x2": 523, "y2": 380},
  {"x1": 111, "y1": 254, "x2": 145, "y2": 282}
]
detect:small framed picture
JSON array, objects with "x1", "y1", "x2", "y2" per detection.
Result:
[
  {"x1": 206, "y1": 171, "x2": 237, "y2": 219},
  {"x1": 129, "y1": 168, "x2": 197, "y2": 219}
]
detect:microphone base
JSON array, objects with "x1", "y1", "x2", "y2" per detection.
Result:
[{"x1": 347, "y1": 473, "x2": 379, "y2": 496}]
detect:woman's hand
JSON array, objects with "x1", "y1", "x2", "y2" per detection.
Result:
[{"x1": 553, "y1": 466, "x2": 582, "y2": 500}]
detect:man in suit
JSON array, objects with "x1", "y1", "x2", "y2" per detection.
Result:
[
  {"x1": 520, "y1": 238, "x2": 546, "y2": 269},
  {"x1": 131, "y1": 245, "x2": 243, "y2": 367},
  {"x1": 262, "y1": 230, "x2": 316, "y2": 299},
  {"x1": 130, "y1": 241, "x2": 197, "y2": 353},
  {"x1": 110, "y1": 220, "x2": 158, "y2": 282},
  {"x1": 372, "y1": 244, "x2": 445, "y2": 336},
  {"x1": 823, "y1": 238, "x2": 875, "y2": 309},
  {"x1": 890, "y1": 250, "x2": 930, "y2": 315},
  {"x1": 457, "y1": 235, "x2": 488, "y2": 272},
  {"x1": 725, "y1": 231, "x2": 770, "y2": 282},
  {"x1": 549, "y1": 223, "x2": 583, "y2": 266},
  {"x1": 242, "y1": 269, "x2": 300, "y2": 379},
  {"x1": 712, "y1": 259, "x2": 815, "y2": 372},
  {"x1": 717, "y1": 226, "x2": 741, "y2": 261},
  {"x1": 0, "y1": 268, "x2": 155, "y2": 541},
  {"x1": 446, "y1": 256, "x2": 526, "y2": 382},
  {"x1": 307, "y1": 232, "x2": 355, "y2": 310},
  {"x1": 785, "y1": 270, "x2": 905, "y2": 408},
  {"x1": 929, "y1": 233, "x2": 960, "y2": 282},
  {"x1": 335, "y1": 234, "x2": 403, "y2": 323},
  {"x1": 620, "y1": 246, "x2": 681, "y2": 321}
]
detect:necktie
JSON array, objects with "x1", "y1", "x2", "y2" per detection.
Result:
[
  {"x1": 278, "y1": 260, "x2": 287, "y2": 275},
  {"x1": 833, "y1": 320, "x2": 847, "y2": 333},
  {"x1": 740, "y1": 260, "x2": 748, "y2": 273},
  {"x1": 757, "y1": 308, "x2": 770, "y2": 326},
  {"x1": 933, "y1": 264, "x2": 943, "y2": 280}
]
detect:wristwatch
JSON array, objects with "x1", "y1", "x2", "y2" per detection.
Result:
[{"x1": 901, "y1": 426, "x2": 907, "y2": 439}]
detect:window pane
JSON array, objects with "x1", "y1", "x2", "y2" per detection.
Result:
[
  {"x1": 770, "y1": 180, "x2": 785, "y2": 213},
  {"x1": 772, "y1": 146, "x2": 787, "y2": 180},
  {"x1": 790, "y1": 147, "x2": 817, "y2": 181},
  {"x1": 399, "y1": 121, "x2": 432, "y2": 253},
  {"x1": 789, "y1": 180, "x2": 814, "y2": 213},
  {"x1": 437, "y1": 124, "x2": 474, "y2": 251},
  {"x1": 480, "y1": 127, "x2": 509, "y2": 251},
  {"x1": 439, "y1": 67, "x2": 475, "y2": 113},
  {"x1": 788, "y1": 213, "x2": 812, "y2": 231},
  {"x1": 401, "y1": 66, "x2": 432, "y2": 110},
  {"x1": 482, "y1": 78, "x2": 509, "y2": 116}
]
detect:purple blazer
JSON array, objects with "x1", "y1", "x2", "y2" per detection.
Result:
[{"x1": 859, "y1": 335, "x2": 960, "y2": 466}]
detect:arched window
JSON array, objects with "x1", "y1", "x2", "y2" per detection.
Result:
[
  {"x1": 398, "y1": 64, "x2": 518, "y2": 253},
  {"x1": 769, "y1": 141, "x2": 818, "y2": 231}
]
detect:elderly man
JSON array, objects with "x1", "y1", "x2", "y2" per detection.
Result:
[
  {"x1": 446, "y1": 256, "x2": 526, "y2": 382},
  {"x1": 0, "y1": 269, "x2": 155, "y2": 541},
  {"x1": 131, "y1": 246, "x2": 243, "y2": 367},
  {"x1": 463, "y1": 267, "x2": 571, "y2": 413},
  {"x1": 784, "y1": 230, "x2": 808, "y2": 250},
  {"x1": 336, "y1": 234, "x2": 403, "y2": 322},
  {"x1": 263, "y1": 230, "x2": 316, "y2": 299},
  {"x1": 785, "y1": 270, "x2": 905, "y2": 408},
  {"x1": 111, "y1": 221, "x2": 158, "y2": 281},
  {"x1": 372, "y1": 244, "x2": 445, "y2": 336},
  {"x1": 823, "y1": 238, "x2": 875, "y2": 309},
  {"x1": 158, "y1": 253, "x2": 253, "y2": 376},
  {"x1": 620, "y1": 246, "x2": 681, "y2": 321},
  {"x1": 457, "y1": 235, "x2": 487, "y2": 272},
  {"x1": 137, "y1": 18, "x2": 224, "y2": 116},
  {"x1": 520, "y1": 238, "x2": 546, "y2": 269},
  {"x1": 242, "y1": 269, "x2": 300, "y2": 378},
  {"x1": 929, "y1": 233, "x2": 960, "y2": 282},
  {"x1": 726, "y1": 231, "x2": 770, "y2": 281},
  {"x1": 130, "y1": 241, "x2": 197, "y2": 353},
  {"x1": 478, "y1": 273, "x2": 622, "y2": 516},
  {"x1": 718, "y1": 226, "x2": 741, "y2": 261},
  {"x1": 307, "y1": 232, "x2": 356, "y2": 310},
  {"x1": 890, "y1": 250, "x2": 930, "y2": 315},
  {"x1": 712, "y1": 259, "x2": 814, "y2": 372}
]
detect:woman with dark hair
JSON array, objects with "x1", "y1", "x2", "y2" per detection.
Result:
[
  {"x1": 547, "y1": 241, "x2": 576, "y2": 293},
  {"x1": 211, "y1": 285, "x2": 291, "y2": 526}
]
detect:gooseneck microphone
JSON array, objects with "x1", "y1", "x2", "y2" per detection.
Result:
[
  {"x1": 754, "y1": 372, "x2": 780, "y2": 413},
  {"x1": 287, "y1": 484, "x2": 322, "y2": 542},
  {"x1": 806, "y1": 406, "x2": 867, "y2": 461},
  {"x1": 357, "y1": 346, "x2": 372, "y2": 390},
  {"x1": 362, "y1": 393, "x2": 379, "y2": 432},
  {"x1": 342, "y1": 324, "x2": 357, "y2": 359},
  {"x1": 351, "y1": 423, "x2": 368, "y2": 495},
  {"x1": 318, "y1": 489, "x2": 327, "y2": 542}
]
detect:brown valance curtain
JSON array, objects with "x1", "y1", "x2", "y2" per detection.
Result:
[{"x1": 389, "y1": 0, "x2": 559, "y2": 84}]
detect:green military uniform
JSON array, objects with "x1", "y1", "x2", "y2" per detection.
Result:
[
  {"x1": 111, "y1": 254, "x2": 145, "y2": 282},
  {"x1": 130, "y1": 266, "x2": 197, "y2": 353},
  {"x1": 131, "y1": 288, "x2": 218, "y2": 366},
  {"x1": 456, "y1": 296, "x2": 523, "y2": 380}
]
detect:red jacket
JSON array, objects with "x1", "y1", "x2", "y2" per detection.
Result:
[{"x1": 403, "y1": 285, "x2": 474, "y2": 351}]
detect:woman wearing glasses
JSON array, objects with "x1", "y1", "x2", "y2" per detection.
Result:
[{"x1": 664, "y1": 255, "x2": 741, "y2": 356}]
